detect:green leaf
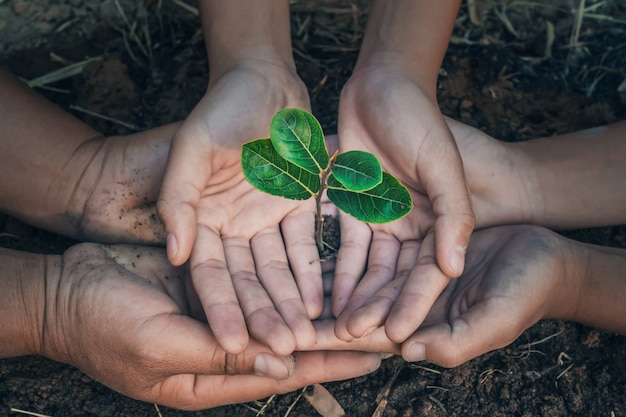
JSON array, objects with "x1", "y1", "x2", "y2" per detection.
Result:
[
  {"x1": 242, "y1": 139, "x2": 320, "y2": 200},
  {"x1": 270, "y1": 108, "x2": 329, "y2": 174},
  {"x1": 331, "y1": 150, "x2": 382, "y2": 191},
  {"x1": 327, "y1": 172, "x2": 413, "y2": 223}
]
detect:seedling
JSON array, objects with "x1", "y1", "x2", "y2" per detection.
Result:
[{"x1": 241, "y1": 108, "x2": 413, "y2": 254}]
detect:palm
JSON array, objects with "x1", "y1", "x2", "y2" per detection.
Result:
[
  {"x1": 158, "y1": 61, "x2": 320, "y2": 355},
  {"x1": 406, "y1": 225, "x2": 566, "y2": 366}
]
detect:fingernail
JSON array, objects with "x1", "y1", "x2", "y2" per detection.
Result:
[
  {"x1": 405, "y1": 342, "x2": 426, "y2": 362},
  {"x1": 166, "y1": 233, "x2": 178, "y2": 261},
  {"x1": 254, "y1": 353, "x2": 294, "y2": 379},
  {"x1": 381, "y1": 353, "x2": 395, "y2": 359},
  {"x1": 450, "y1": 245, "x2": 466, "y2": 277}
]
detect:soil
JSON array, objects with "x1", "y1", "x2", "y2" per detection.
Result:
[
  {"x1": 1, "y1": 1, "x2": 626, "y2": 416},
  {"x1": 320, "y1": 215, "x2": 340, "y2": 261}
]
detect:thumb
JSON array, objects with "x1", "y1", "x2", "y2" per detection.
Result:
[
  {"x1": 157, "y1": 130, "x2": 210, "y2": 266},
  {"x1": 426, "y1": 153, "x2": 475, "y2": 278},
  {"x1": 153, "y1": 314, "x2": 295, "y2": 380},
  {"x1": 400, "y1": 300, "x2": 523, "y2": 367}
]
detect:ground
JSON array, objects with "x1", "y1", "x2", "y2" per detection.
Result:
[{"x1": 1, "y1": 0, "x2": 626, "y2": 416}]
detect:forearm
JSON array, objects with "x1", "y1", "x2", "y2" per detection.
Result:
[
  {"x1": 515, "y1": 121, "x2": 626, "y2": 229},
  {"x1": 0, "y1": 248, "x2": 53, "y2": 358},
  {"x1": 199, "y1": 0, "x2": 294, "y2": 78},
  {"x1": 356, "y1": 0, "x2": 461, "y2": 90},
  {"x1": 551, "y1": 239, "x2": 626, "y2": 335},
  {"x1": 0, "y1": 69, "x2": 105, "y2": 233}
]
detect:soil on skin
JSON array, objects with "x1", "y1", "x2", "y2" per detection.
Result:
[{"x1": 1, "y1": 1, "x2": 626, "y2": 416}]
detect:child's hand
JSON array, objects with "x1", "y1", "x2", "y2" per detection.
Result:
[
  {"x1": 399, "y1": 225, "x2": 574, "y2": 365},
  {"x1": 334, "y1": 64, "x2": 475, "y2": 344},
  {"x1": 156, "y1": 62, "x2": 319, "y2": 355}
]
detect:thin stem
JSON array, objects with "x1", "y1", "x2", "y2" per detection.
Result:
[{"x1": 315, "y1": 150, "x2": 339, "y2": 253}]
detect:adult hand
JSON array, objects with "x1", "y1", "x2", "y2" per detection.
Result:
[
  {"x1": 0, "y1": 68, "x2": 171, "y2": 245},
  {"x1": 333, "y1": 65, "x2": 475, "y2": 343},
  {"x1": 156, "y1": 61, "x2": 322, "y2": 355},
  {"x1": 77, "y1": 124, "x2": 178, "y2": 245},
  {"x1": 40, "y1": 243, "x2": 384, "y2": 410}
]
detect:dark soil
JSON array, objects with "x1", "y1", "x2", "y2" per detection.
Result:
[
  {"x1": 319, "y1": 215, "x2": 340, "y2": 261},
  {"x1": 1, "y1": 1, "x2": 626, "y2": 416}
]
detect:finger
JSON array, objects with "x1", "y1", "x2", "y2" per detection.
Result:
[
  {"x1": 433, "y1": 206, "x2": 474, "y2": 277},
  {"x1": 321, "y1": 257, "x2": 336, "y2": 274},
  {"x1": 157, "y1": 129, "x2": 211, "y2": 266},
  {"x1": 332, "y1": 213, "x2": 372, "y2": 317},
  {"x1": 325, "y1": 134, "x2": 339, "y2": 155},
  {"x1": 280, "y1": 207, "x2": 324, "y2": 319},
  {"x1": 401, "y1": 300, "x2": 524, "y2": 367},
  {"x1": 333, "y1": 231, "x2": 401, "y2": 340},
  {"x1": 385, "y1": 232, "x2": 451, "y2": 343},
  {"x1": 190, "y1": 225, "x2": 248, "y2": 354},
  {"x1": 140, "y1": 314, "x2": 296, "y2": 380},
  {"x1": 224, "y1": 236, "x2": 297, "y2": 356},
  {"x1": 185, "y1": 351, "x2": 383, "y2": 410},
  {"x1": 184, "y1": 267, "x2": 206, "y2": 322},
  {"x1": 424, "y1": 146, "x2": 475, "y2": 278},
  {"x1": 252, "y1": 227, "x2": 316, "y2": 349},
  {"x1": 340, "y1": 238, "x2": 419, "y2": 340},
  {"x1": 309, "y1": 320, "x2": 401, "y2": 354}
]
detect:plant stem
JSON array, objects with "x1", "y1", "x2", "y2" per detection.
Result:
[{"x1": 315, "y1": 150, "x2": 338, "y2": 254}]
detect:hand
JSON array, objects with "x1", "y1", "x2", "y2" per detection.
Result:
[
  {"x1": 399, "y1": 225, "x2": 573, "y2": 366},
  {"x1": 333, "y1": 65, "x2": 475, "y2": 343},
  {"x1": 40, "y1": 243, "x2": 384, "y2": 410},
  {"x1": 156, "y1": 61, "x2": 322, "y2": 355},
  {"x1": 448, "y1": 118, "x2": 626, "y2": 229},
  {"x1": 0, "y1": 69, "x2": 171, "y2": 245},
  {"x1": 77, "y1": 124, "x2": 180, "y2": 245}
]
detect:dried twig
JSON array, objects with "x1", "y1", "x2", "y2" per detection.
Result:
[
  {"x1": 372, "y1": 360, "x2": 404, "y2": 417},
  {"x1": 10, "y1": 409, "x2": 52, "y2": 417},
  {"x1": 568, "y1": 0, "x2": 586, "y2": 49},
  {"x1": 24, "y1": 57, "x2": 100, "y2": 88},
  {"x1": 69, "y1": 105, "x2": 143, "y2": 131}
]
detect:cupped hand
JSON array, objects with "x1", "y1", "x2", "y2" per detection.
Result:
[
  {"x1": 41, "y1": 243, "x2": 384, "y2": 410},
  {"x1": 156, "y1": 60, "x2": 321, "y2": 355},
  {"x1": 400, "y1": 225, "x2": 570, "y2": 366},
  {"x1": 333, "y1": 65, "x2": 475, "y2": 343}
]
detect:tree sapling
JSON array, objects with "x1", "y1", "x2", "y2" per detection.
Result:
[{"x1": 241, "y1": 108, "x2": 413, "y2": 255}]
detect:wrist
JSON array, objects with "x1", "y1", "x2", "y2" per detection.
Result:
[
  {"x1": 540, "y1": 235, "x2": 584, "y2": 322},
  {"x1": 463, "y1": 136, "x2": 537, "y2": 229},
  {"x1": 498, "y1": 142, "x2": 542, "y2": 226},
  {"x1": 37, "y1": 136, "x2": 108, "y2": 239},
  {"x1": 0, "y1": 69, "x2": 107, "y2": 236},
  {"x1": 565, "y1": 242, "x2": 626, "y2": 334},
  {"x1": 200, "y1": 0, "x2": 295, "y2": 78},
  {"x1": 506, "y1": 123, "x2": 626, "y2": 229},
  {"x1": 0, "y1": 249, "x2": 53, "y2": 358},
  {"x1": 355, "y1": 0, "x2": 460, "y2": 87}
]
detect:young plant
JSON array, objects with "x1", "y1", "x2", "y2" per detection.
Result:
[{"x1": 241, "y1": 108, "x2": 413, "y2": 254}]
